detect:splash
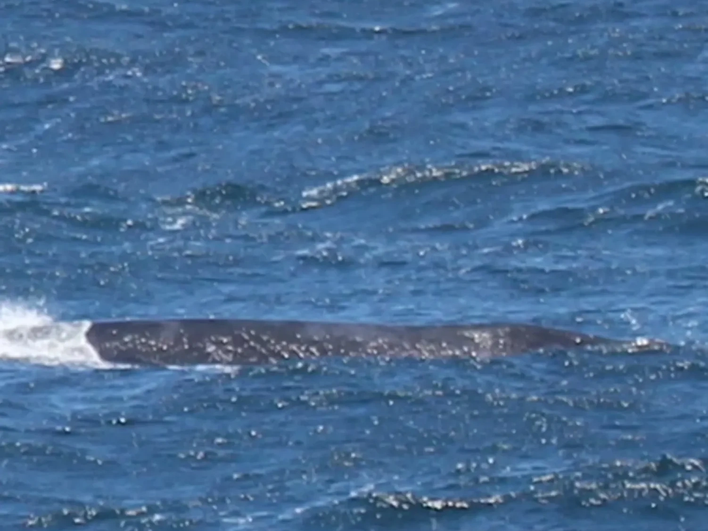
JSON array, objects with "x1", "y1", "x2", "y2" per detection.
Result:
[{"x1": 0, "y1": 302, "x2": 107, "y2": 368}]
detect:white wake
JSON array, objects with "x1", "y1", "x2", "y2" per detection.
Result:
[{"x1": 0, "y1": 302, "x2": 107, "y2": 368}]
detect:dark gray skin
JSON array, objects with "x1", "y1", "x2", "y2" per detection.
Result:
[{"x1": 84, "y1": 319, "x2": 666, "y2": 366}]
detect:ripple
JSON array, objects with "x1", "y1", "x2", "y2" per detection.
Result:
[
  {"x1": 291, "y1": 450, "x2": 708, "y2": 529},
  {"x1": 24, "y1": 500, "x2": 202, "y2": 529},
  {"x1": 158, "y1": 182, "x2": 271, "y2": 211}
]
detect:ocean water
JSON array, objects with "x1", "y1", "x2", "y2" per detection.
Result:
[{"x1": 2, "y1": 0, "x2": 708, "y2": 528}]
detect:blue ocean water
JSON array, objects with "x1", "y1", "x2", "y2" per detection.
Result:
[{"x1": 1, "y1": 0, "x2": 708, "y2": 528}]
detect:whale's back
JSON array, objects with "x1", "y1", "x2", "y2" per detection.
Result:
[{"x1": 83, "y1": 318, "x2": 659, "y2": 366}]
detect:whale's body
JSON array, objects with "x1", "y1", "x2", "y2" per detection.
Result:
[{"x1": 82, "y1": 318, "x2": 661, "y2": 366}]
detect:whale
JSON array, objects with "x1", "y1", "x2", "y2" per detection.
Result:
[{"x1": 82, "y1": 318, "x2": 666, "y2": 366}]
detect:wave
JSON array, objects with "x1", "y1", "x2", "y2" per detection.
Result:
[
  {"x1": 18, "y1": 453, "x2": 706, "y2": 528},
  {"x1": 512, "y1": 175, "x2": 708, "y2": 234},
  {"x1": 152, "y1": 159, "x2": 580, "y2": 215},
  {"x1": 298, "y1": 159, "x2": 586, "y2": 211}
]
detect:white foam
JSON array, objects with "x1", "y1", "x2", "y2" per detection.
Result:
[
  {"x1": 0, "y1": 302, "x2": 108, "y2": 368},
  {"x1": 0, "y1": 183, "x2": 46, "y2": 194}
]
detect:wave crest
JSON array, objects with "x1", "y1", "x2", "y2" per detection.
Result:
[{"x1": 300, "y1": 159, "x2": 585, "y2": 210}]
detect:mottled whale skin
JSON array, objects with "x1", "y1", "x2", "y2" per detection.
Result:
[{"x1": 84, "y1": 318, "x2": 664, "y2": 366}]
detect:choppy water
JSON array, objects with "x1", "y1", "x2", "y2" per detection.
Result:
[{"x1": 2, "y1": 0, "x2": 708, "y2": 529}]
